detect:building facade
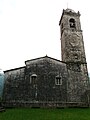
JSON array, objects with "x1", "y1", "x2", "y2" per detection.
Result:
[{"x1": 3, "y1": 9, "x2": 89, "y2": 107}]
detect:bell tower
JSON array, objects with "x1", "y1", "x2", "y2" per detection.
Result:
[{"x1": 59, "y1": 9, "x2": 89, "y2": 102}]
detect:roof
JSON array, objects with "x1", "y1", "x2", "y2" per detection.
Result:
[
  {"x1": 65, "y1": 8, "x2": 75, "y2": 13},
  {"x1": 59, "y1": 8, "x2": 80, "y2": 25},
  {"x1": 25, "y1": 55, "x2": 65, "y2": 64},
  {"x1": 4, "y1": 55, "x2": 66, "y2": 73},
  {"x1": 4, "y1": 66, "x2": 25, "y2": 73}
]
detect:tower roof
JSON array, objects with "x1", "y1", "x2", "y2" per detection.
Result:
[
  {"x1": 59, "y1": 8, "x2": 80, "y2": 25},
  {"x1": 65, "y1": 8, "x2": 75, "y2": 13}
]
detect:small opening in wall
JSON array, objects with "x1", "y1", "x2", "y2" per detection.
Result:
[
  {"x1": 30, "y1": 74, "x2": 37, "y2": 84},
  {"x1": 55, "y1": 75, "x2": 62, "y2": 85},
  {"x1": 69, "y1": 18, "x2": 76, "y2": 28}
]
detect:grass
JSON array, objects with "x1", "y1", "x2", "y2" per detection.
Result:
[{"x1": 0, "y1": 108, "x2": 90, "y2": 120}]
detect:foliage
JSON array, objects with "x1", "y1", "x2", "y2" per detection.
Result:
[
  {"x1": 0, "y1": 108, "x2": 90, "y2": 120},
  {"x1": 0, "y1": 96, "x2": 1, "y2": 101},
  {"x1": 0, "y1": 73, "x2": 5, "y2": 97}
]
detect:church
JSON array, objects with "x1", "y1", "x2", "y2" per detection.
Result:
[{"x1": 3, "y1": 8, "x2": 89, "y2": 107}]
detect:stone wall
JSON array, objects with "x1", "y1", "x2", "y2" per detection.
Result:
[
  {"x1": 3, "y1": 101, "x2": 88, "y2": 108},
  {"x1": 60, "y1": 9, "x2": 89, "y2": 103},
  {"x1": 25, "y1": 56, "x2": 68, "y2": 102},
  {"x1": 3, "y1": 56, "x2": 68, "y2": 105},
  {"x1": 3, "y1": 67, "x2": 25, "y2": 101},
  {"x1": 67, "y1": 63, "x2": 89, "y2": 102}
]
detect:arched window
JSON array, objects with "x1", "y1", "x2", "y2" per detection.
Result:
[
  {"x1": 69, "y1": 18, "x2": 76, "y2": 28},
  {"x1": 30, "y1": 74, "x2": 37, "y2": 84}
]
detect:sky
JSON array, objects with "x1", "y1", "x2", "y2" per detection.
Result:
[{"x1": 0, "y1": 0, "x2": 90, "y2": 73}]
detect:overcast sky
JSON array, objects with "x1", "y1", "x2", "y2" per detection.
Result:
[{"x1": 0, "y1": 0, "x2": 90, "y2": 73}]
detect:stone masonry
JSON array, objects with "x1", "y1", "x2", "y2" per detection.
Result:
[
  {"x1": 2, "y1": 8, "x2": 89, "y2": 108},
  {"x1": 59, "y1": 9, "x2": 89, "y2": 102}
]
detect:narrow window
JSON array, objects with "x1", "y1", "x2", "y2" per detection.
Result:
[
  {"x1": 69, "y1": 18, "x2": 76, "y2": 28},
  {"x1": 30, "y1": 74, "x2": 37, "y2": 84},
  {"x1": 55, "y1": 75, "x2": 62, "y2": 85},
  {"x1": 76, "y1": 64, "x2": 81, "y2": 72}
]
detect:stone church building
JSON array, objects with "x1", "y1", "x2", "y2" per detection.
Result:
[{"x1": 3, "y1": 9, "x2": 89, "y2": 107}]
